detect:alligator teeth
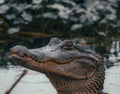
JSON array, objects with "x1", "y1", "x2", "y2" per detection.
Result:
[{"x1": 40, "y1": 63, "x2": 43, "y2": 67}]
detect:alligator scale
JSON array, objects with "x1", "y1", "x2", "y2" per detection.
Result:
[{"x1": 9, "y1": 38, "x2": 105, "y2": 94}]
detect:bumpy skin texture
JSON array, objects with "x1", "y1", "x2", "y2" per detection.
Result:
[{"x1": 9, "y1": 38, "x2": 105, "y2": 94}]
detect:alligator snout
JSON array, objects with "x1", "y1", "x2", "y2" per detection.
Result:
[{"x1": 10, "y1": 45, "x2": 28, "y2": 56}]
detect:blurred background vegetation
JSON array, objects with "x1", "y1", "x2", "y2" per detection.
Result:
[{"x1": 0, "y1": 0, "x2": 120, "y2": 66}]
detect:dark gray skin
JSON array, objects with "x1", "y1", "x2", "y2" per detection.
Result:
[{"x1": 9, "y1": 38, "x2": 105, "y2": 94}]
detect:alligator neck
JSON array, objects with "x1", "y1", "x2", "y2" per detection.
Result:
[{"x1": 47, "y1": 65, "x2": 105, "y2": 94}]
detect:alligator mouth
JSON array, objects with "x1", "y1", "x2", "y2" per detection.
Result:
[
  {"x1": 9, "y1": 47, "x2": 74, "y2": 65},
  {"x1": 9, "y1": 48, "x2": 97, "y2": 69},
  {"x1": 9, "y1": 52, "x2": 46, "y2": 72},
  {"x1": 9, "y1": 50, "x2": 76, "y2": 74}
]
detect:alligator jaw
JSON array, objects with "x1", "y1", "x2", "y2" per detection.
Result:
[
  {"x1": 9, "y1": 47, "x2": 74, "y2": 75},
  {"x1": 9, "y1": 43, "x2": 98, "y2": 79},
  {"x1": 9, "y1": 52, "x2": 46, "y2": 73},
  {"x1": 10, "y1": 52, "x2": 97, "y2": 80}
]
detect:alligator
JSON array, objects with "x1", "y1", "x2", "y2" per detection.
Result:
[{"x1": 9, "y1": 38, "x2": 105, "y2": 94}]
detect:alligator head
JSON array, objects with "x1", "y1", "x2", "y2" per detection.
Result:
[{"x1": 9, "y1": 38, "x2": 105, "y2": 94}]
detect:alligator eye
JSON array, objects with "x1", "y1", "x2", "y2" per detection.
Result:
[
  {"x1": 66, "y1": 42, "x2": 73, "y2": 47},
  {"x1": 62, "y1": 42, "x2": 74, "y2": 50}
]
